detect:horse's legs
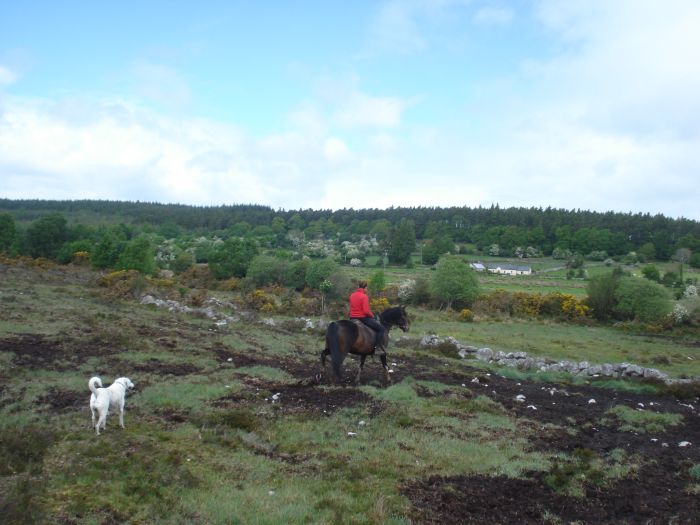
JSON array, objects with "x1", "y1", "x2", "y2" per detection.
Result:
[
  {"x1": 320, "y1": 347, "x2": 331, "y2": 380},
  {"x1": 380, "y1": 353, "x2": 391, "y2": 384},
  {"x1": 355, "y1": 354, "x2": 367, "y2": 384}
]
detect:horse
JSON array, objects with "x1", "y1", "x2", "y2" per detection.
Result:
[{"x1": 321, "y1": 305, "x2": 410, "y2": 384}]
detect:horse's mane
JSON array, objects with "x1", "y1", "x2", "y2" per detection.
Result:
[{"x1": 380, "y1": 306, "x2": 405, "y2": 324}]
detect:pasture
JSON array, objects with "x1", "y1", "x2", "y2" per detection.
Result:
[{"x1": 1, "y1": 260, "x2": 699, "y2": 524}]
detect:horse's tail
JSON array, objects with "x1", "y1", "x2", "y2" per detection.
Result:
[{"x1": 326, "y1": 321, "x2": 344, "y2": 379}]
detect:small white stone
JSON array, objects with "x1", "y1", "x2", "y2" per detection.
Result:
[
  {"x1": 638, "y1": 403, "x2": 645, "y2": 408},
  {"x1": 679, "y1": 441, "x2": 692, "y2": 447},
  {"x1": 515, "y1": 394, "x2": 526, "y2": 403},
  {"x1": 268, "y1": 490, "x2": 275, "y2": 496},
  {"x1": 662, "y1": 442, "x2": 669, "y2": 448},
  {"x1": 471, "y1": 378, "x2": 480, "y2": 384},
  {"x1": 359, "y1": 420, "x2": 366, "y2": 426},
  {"x1": 227, "y1": 357, "x2": 233, "y2": 362},
  {"x1": 588, "y1": 399, "x2": 596, "y2": 404},
  {"x1": 272, "y1": 393, "x2": 280, "y2": 401},
  {"x1": 650, "y1": 438, "x2": 658, "y2": 442},
  {"x1": 388, "y1": 369, "x2": 394, "y2": 373},
  {"x1": 527, "y1": 405, "x2": 537, "y2": 410},
  {"x1": 347, "y1": 432, "x2": 357, "y2": 437}
]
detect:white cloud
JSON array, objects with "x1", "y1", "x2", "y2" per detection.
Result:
[
  {"x1": 0, "y1": 65, "x2": 17, "y2": 85},
  {"x1": 323, "y1": 137, "x2": 351, "y2": 162}
]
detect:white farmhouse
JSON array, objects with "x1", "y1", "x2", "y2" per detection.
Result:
[{"x1": 485, "y1": 263, "x2": 532, "y2": 276}]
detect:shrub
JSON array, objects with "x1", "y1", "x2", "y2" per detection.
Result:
[
  {"x1": 511, "y1": 292, "x2": 542, "y2": 318},
  {"x1": 370, "y1": 297, "x2": 391, "y2": 313},
  {"x1": 458, "y1": 308, "x2": 474, "y2": 322},
  {"x1": 244, "y1": 255, "x2": 288, "y2": 288},
  {"x1": 614, "y1": 277, "x2": 672, "y2": 322},
  {"x1": 586, "y1": 272, "x2": 621, "y2": 321},
  {"x1": 430, "y1": 255, "x2": 480, "y2": 310}
]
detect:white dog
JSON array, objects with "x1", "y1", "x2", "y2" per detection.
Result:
[{"x1": 89, "y1": 376, "x2": 135, "y2": 435}]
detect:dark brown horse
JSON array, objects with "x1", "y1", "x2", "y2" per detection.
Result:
[{"x1": 321, "y1": 306, "x2": 410, "y2": 384}]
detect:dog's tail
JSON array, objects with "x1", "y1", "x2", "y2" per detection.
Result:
[{"x1": 89, "y1": 376, "x2": 102, "y2": 395}]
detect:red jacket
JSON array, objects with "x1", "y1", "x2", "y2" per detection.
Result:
[{"x1": 349, "y1": 288, "x2": 373, "y2": 318}]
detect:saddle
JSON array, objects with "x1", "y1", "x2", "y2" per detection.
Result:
[{"x1": 349, "y1": 319, "x2": 384, "y2": 354}]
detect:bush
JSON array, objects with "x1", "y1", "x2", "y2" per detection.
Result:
[
  {"x1": 458, "y1": 308, "x2": 474, "y2": 322},
  {"x1": 430, "y1": 256, "x2": 480, "y2": 310},
  {"x1": 244, "y1": 255, "x2": 288, "y2": 288},
  {"x1": 614, "y1": 277, "x2": 672, "y2": 322},
  {"x1": 208, "y1": 237, "x2": 258, "y2": 279},
  {"x1": 586, "y1": 272, "x2": 621, "y2": 321},
  {"x1": 370, "y1": 297, "x2": 391, "y2": 313}
]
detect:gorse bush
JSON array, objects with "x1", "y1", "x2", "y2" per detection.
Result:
[{"x1": 473, "y1": 290, "x2": 590, "y2": 321}]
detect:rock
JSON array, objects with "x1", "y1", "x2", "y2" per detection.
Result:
[
  {"x1": 600, "y1": 364, "x2": 615, "y2": 376},
  {"x1": 588, "y1": 399, "x2": 596, "y2": 404},
  {"x1": 140, "y1": 294, "x2": 157, "y2": 305},
  {"x1": 586, "y1": 365, "x2": 603, "y2": 376},
  {"x1": 515, "y1": 394, "x2": 526, "y2": 403},
  {"x1": 679, "y1": 441, "x2": 692, "y2": 447},
  {"x1": 476, "y1": 348, "x2": 494, "y2": 361},
  {"x1": 625, "y1": 364, "x2": 644, "y2": 377},
  {"x1": 527, "y1": 405, "x2": 537, "y2": 410},
  {"x1": 643, "y1": 368, "x2": 668, "y2": 380}
]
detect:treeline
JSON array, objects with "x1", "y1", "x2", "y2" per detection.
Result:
[{"x1": 1, "y1": 198, "x2": 699, "y2": 262}]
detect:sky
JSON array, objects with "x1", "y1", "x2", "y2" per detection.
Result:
[{"x1": 1, "y1": 1, "x2": 699, "y2": 219}]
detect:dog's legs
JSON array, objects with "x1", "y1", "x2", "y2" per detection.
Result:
[
  {"x1": 97, "y1": 409, "x2": 108, "y2": 435},
  {"x1": 119, "y1": 400, "x2": 125, "y2": 428},
  {"x1": 91, "y1": 406, "x2": 96, "y2": 426}
]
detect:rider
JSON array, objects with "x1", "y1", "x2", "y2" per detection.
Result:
[{"x1": 349, "y1": 280, "x2": 386, "y2": 353}]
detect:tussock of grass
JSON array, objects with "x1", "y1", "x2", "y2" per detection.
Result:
[
  {"x1": 602, "y1": 405, "x2": 683, "y2": 434},
  {"x1": 544, "y1": 447, "x2": 640, "y2": 498}
]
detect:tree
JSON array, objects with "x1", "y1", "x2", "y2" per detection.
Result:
[
  {"x1": 430, "y1": 256, "x2": 480, "y2": 310},
  {"x1": 388, "y1": 219, "x2": 415, "y2": 264},
  {"x1": 368, "y1": 270, "x2": 386, "y2": 296},
  {"x1": 116, "y1": 236, "x2": 156, "y2": 274},
  {"x1": 91, "y1": 231, "x2": 125, "y2": 269},
  {"x1": 25, "y1": 213, "x2": 68, "y2": 259},
  {"x1": 614, "y1": 277, "x2": 672, "y2": 322},
  {"x1": 0, "y1": 213, "x2": 17, "y2": 253},
  {"x1": 641, "y1": 265, "x2": 661, "y2": 282},
  {"x1": 585, "y1": 272, "x2": 621, "y2": 321},
  {"x1": 690, "y1": 252, "x2": 700, "y2": 269},
  {"x1": 672, "y1": 248, "x2": 692, "y2": 284},
  {"x1": 208, "y1": 238, "x2": 259, "y2": 279},
  {"x1": 243, "y1": 255, "x2": 288, "y2": 287},
  {"x1": 305, "y1": 258, "x2": 338, "y2": 289}
]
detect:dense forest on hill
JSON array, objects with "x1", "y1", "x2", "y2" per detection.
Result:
[{"x1": 1, "y1": 199, "x2": 699, "y2": 261}]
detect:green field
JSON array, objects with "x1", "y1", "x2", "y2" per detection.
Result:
[{"x1": 1, "y1": 261, "x2": 699, "y2": 523}]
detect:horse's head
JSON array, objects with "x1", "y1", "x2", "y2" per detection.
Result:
[
  {"x1": 382, "y1": 305, "x2": 410, "y2": 332},
  {"x1": 397, "y1": 305, "x2": 411, "y2": 332}
]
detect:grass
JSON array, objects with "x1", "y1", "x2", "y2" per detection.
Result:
[
  {"x1": 410, "y1": 309, "x2": 700, "y2": 378},
  {"x1": 602, "y1": 405, "x2": 684, "y2": 434},
  {"x1": 1, "y1": 260, "x2": 697, "y2": 523}
]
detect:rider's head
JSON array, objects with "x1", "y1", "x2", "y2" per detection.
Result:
[{"x1": 357, "y1": 280, "x2": 368, "y2": 289}]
